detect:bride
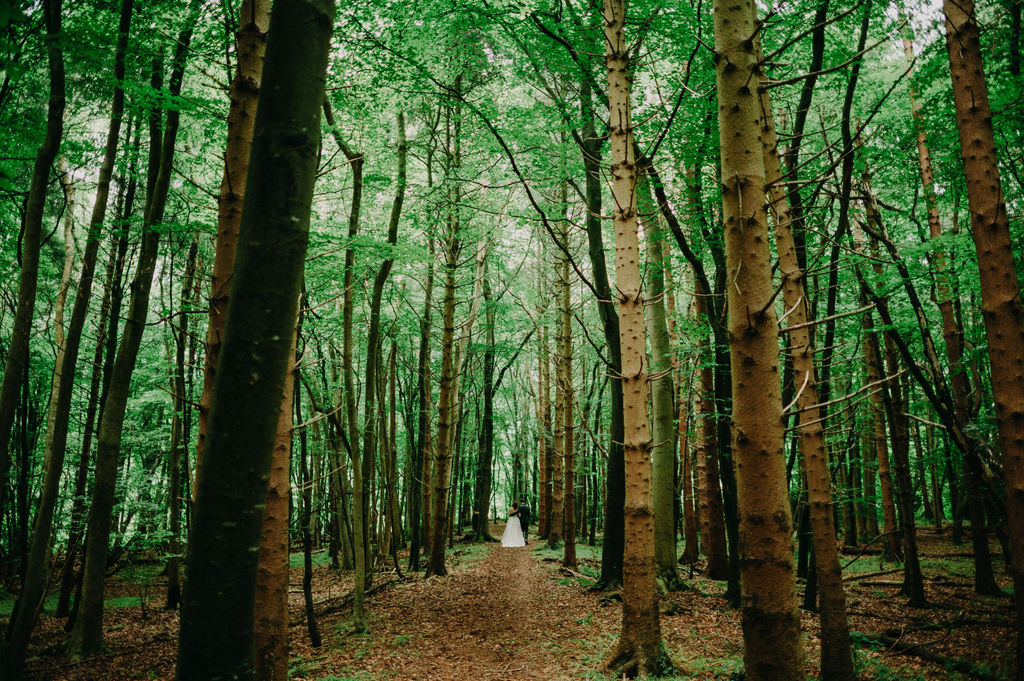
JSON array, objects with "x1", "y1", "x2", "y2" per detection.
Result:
[{"x1": 500, "y1": 502, "x2": 526, "y2": 548}]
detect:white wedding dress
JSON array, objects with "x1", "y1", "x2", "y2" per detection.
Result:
[{"x1": 501, "y1": 514, "x2": 526, "y2": 547}]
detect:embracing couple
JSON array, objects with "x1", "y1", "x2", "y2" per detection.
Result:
[{"x1": 500, "y1": 497, "x2": 531, "y2": 548}]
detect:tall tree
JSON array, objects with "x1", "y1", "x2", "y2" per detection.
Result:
[
  {"x1": 69, "y1": 18, "x2": 196, "y2": 653},
  {"x1": 637, "y1": 173, "x2": 683, "y2": 592},
  {"x1": 601, "y1": 0, "x2": 672, "y2": 675},
  {"x1": 760, "y1": 43, "x2": 855, "y2": 679},
  {"x1": 176, "y1": 0, "x2": 334, "y2": 677},
  {"x1": 943, "y1": 1, "x2": 1024, "y2": 674},
  {"x1": 712, "y1": 0, "x2": 804, "y2": 678},
  {"x1": 195, "y1": 0, "x2": 271, "y2": 470},
  {"x1": 0, "y1": 0, "x2": 64, "y2": 558}
]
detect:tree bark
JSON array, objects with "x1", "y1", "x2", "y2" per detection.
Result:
[
  {"x1": 637, "y1": 174, "x2": 682, "y2": 591},
  {"x1": 195, "y1": 0, "x2": 270, "y2": 472},
  {"x1": 410, "y1": 243, "x2": 434, "y2": 570},
  {"x1": 713, "y1": 0, "x2": 804, "y2": 678},
  {"x1": 942, "y1": 0, "x2": 1024, "y2": 620},
  {"x1": 601, "y1": 0, "x2": 672, "y2": 675},
  {"x1": 166, "y1": 238, "x2": 196, "y2": 611},
  {"x1": 760, "y1": 54, "x2": 855, "y2": 680},
  {"x1": 176, "y1": 1, "x2": 333, "y2": 677},
  {"x1": 254, "y1": 337, "x2": 295, "y2": 681}
]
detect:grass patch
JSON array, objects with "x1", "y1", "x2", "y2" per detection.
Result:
[
  {"x1": 0, "y1": 593, "x2": 156, "y2": 618},
  {"x1": 289, "y1": 549, "x2": 332, "y2": 569}
]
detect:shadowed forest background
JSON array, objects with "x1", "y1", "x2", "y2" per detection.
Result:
[{"x1": 0, "y1": 0, "x2": 1023, "y2": 679}]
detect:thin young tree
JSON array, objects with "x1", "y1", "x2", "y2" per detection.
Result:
[
  {"x1": 0, "y1": 0, "x2": 64, "y2": 564},
  {"x1": 69, "y1": 19, "x2": 196, "y2": 653}
]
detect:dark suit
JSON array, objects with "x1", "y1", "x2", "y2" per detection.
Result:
[{"x1": 517, "y1": 502, "x2": 531, "y2": 540}]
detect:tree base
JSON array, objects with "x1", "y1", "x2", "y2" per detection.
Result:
[
  {"x1": 603, "y1": 639, "x2": 675, "y2": 679},
  {"x1": 655, "y1": 565, "x2": 687, "y2": 593}
]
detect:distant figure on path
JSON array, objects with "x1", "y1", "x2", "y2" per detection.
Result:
[
  {"x1": 517, "y1": 496, "x2": 531, "y2": 544},
  {"x1": 501, "y1": 502, "x2": 526, "y2": 547}
]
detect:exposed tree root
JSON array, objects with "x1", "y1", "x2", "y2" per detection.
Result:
[{"x1": 603, "y1": 640, "x2": 675, "y2": 679}]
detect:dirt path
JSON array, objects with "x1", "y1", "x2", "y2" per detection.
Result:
[{"x1": 300, "y1": 531, "x2": 607, "y2": 680}]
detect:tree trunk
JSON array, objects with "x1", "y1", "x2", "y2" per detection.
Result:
[
  {"x1": 601, "y1": 0, "x2": 672, "y2": 675},
  {"x1": 637, "y1": 174, "x2": 682, "y2": 591},
  {"x1": 70, "y1": 28, "x2": 194, "y2": 655},
  {"x1": 0, "y1": 0, "x2": 64, "y2": 584},
  {"x1": 578, "y1": 75, "x2": 625, "y2": 589},
  {"x1": 195, "y1": 0, "x2": 270, "y2": 472},
  {"x1": 548, "y1": 187, "x2": 568, "y2": 551},
  {"x1": 297, "y1": 362, "x2": 321, "y2": 647},
  {"x1": 166, "y1": 238, "x2": 196, "y2": 611},
  {"x1": 428, "y1": 92, "x2": 462, "y2": 576},
  {"x1": 695, "y1": 288, "x2": 727, "y2": 579},
  {"x1": 557, "y1": 193, "x2": 575, "y2": 567},
  {"x1": 863, "y1": 306, "x2": 900, "y2": 561},
  {"x1": 254, "y1": 337, "x2": 295, "y2": 681},
  {"x1": 713, "y1": 0, "x2": 803, "y2": 678},
  {"x1": 903, "y1": 25, "x2": 1001, "y2": 596},
  {"x1": 410, "y1": 244, "x2": 434, "y2": 571},
  {"x1": 942, "y1": 6, "x2": 1024, "y2": 663},
  {"x1": 474, "y1": 271, "x2": 496, "y2": 540},
  {"x1": 538, "y1": 322, "x2": 552, "y2": 539},
  {"x1": 760, "y1": 56, "x2": 855, "y2": 680},
  {"x1": 176, "y1": 1, "x2": 333, "y2": 677}
]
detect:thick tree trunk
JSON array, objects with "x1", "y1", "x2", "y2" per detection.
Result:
[
  {"x1": 176, "y1": 2, "x2": 333, "y2": 678},
  {"x1": 254, "y1": 338, "x2": 295, "y2": 681},
  {"x1": 0, "y1": 0, "x2": 64, "y2": 586},
  {"x1": 760, "y1": 61, "x2": 855, "y2": 680},
  {"x1": 195, "y1": 0, "x2": 270, "y2": 471},
  {"x1": 926, "y1": 28, "x2": 1022, "y2": 599},
  {"x1": 601, "y1": 0, "x2": 672, "y2": 675},
  {"x1": 713, "y1": 0, "x2": 803, "y2": 678}
]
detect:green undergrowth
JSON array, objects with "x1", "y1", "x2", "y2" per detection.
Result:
[
  {"x1": 0, "y1": 591, "x2": 156, "y2": 618},
  {"x1": 288, "y1": 548, "x2": 332, "y2": 569}
]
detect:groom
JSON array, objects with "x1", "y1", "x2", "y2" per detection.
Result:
[{"x1": 517, "y1": 496, "x2": 531, "y2": 544}]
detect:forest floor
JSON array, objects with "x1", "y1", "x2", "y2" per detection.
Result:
[{"x1": 14, "y1": 524, "x2": 1017, "y2": 680}]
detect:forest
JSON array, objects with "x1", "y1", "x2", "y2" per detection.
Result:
[{"x1": 0, "y1": 0, "x2": 1022, "y2": 679}]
